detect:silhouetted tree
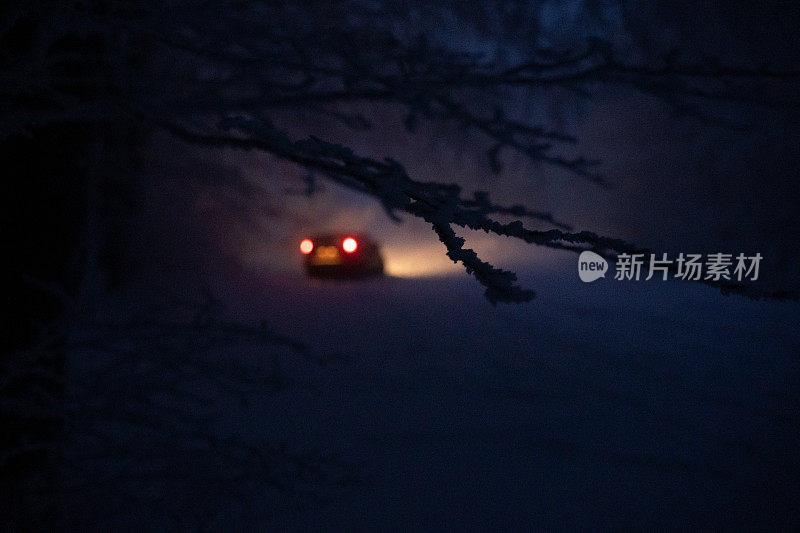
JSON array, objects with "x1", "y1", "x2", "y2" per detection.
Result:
[
  {"x1": 2, "y1": 0, "x2": 798, "y2": 527},
  {"x1": 4, "y1": 1, "x2": 798, "y2": 302}
]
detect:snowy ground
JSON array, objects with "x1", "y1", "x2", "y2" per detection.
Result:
[{"x1": 66, "y1": 264, "x2": 800, "y2": 530}]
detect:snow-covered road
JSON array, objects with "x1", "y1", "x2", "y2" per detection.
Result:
[
  {"x1": 67, "y1": 267, "x2": 800, "y2": 529},
  {"x1": 214, "y1": 269, "x2": 800, "y2": 530}
]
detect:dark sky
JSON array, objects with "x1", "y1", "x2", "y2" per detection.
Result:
[{"x1": 142, "y1": 1, "x2": 800, "y2": 297}]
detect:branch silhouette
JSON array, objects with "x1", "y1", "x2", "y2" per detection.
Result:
[{"x1": 3, "y1": 1, "x2": 799, "y2": 301}]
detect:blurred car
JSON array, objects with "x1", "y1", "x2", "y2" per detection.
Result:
[{"x1": 300, "y1": 234, "x2": 384, "y2": 278}]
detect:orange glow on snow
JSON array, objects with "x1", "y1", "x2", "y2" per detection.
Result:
[{"x1": 381, "y1": 245, "x2": 462, "y2": 278}]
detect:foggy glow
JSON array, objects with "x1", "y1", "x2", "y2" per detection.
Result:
[
  {"x1": 381, "y1": 245, "x2": 462, "y2": 278},
  {"x1": 300, "y1": 239, "x2": 314, "y2": 254},
  {"x1": 342, "y1": 237, "x2": 358, "y2": 253}
]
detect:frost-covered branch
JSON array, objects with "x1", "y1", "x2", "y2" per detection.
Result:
[
  {"x1": 157, "y1": 114, "x2": 791, "y2": 302},
  {"x1": 3, "y1": 1, "x2": 799, "y2": 302}
]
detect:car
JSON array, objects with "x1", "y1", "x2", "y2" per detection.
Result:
[{"x1": 300, "y1": 233, "x2": 384, "y2": 278}]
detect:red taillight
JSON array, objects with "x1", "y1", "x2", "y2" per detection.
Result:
[
  {"x1": 300, "y1": 239, "x2": 314, "y2": 254},
  {"x1": 342, "y1": 237, "x2": 358, "y2": 253}
]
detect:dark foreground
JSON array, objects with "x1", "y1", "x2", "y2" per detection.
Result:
[{"x1": 63, "y1": 266, "x2": 799, "y2": 530}]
